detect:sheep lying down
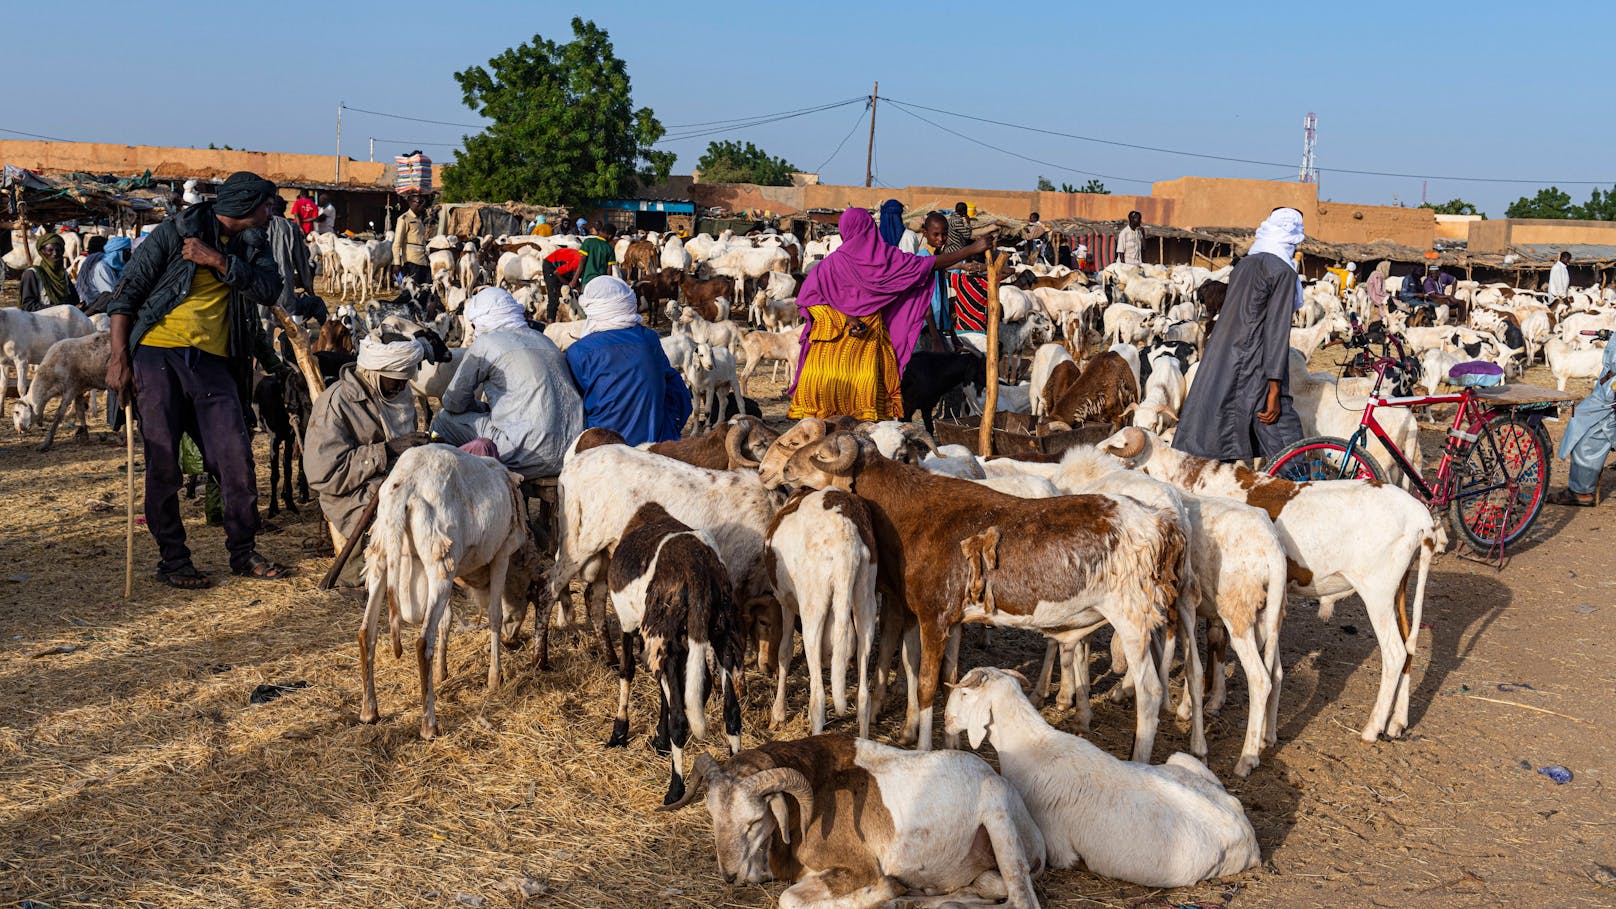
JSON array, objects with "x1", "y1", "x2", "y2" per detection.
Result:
[{"x1": 946, "y1": 667, "x2": 1260, "y2": 889}]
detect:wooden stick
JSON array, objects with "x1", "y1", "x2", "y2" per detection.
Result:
[
  {"x1": 320, "y1": 492, "x2": 381, "y2": 590},
  {"x1": 1462, "y1": 693, "x2": 1595, "y2": 726},
  {"x1": 269, "y1": 304, "x2": 327, "y2": 397},
  {"x1": 978, "y1": 251, "x2": 1008, "y2": 456},
  {"x1": 124, "y1": 403, "x2": 135, "y2": 601}
]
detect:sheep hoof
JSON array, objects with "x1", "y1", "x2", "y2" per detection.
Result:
[
  {"x1": 605, "y1": 719, "x2": 629, "y2": 748},
  {"x1": 419, "y1": 719, "x2": 439, "y2": 740},
  {"x1": 359, "y1": 707, "x2": 379, "y2": 725},
  {"x1": 650, "y1": 733, "x2": 671, "y2": 756},
  {"x1": 662, "y1": 773, "x2": 686, "y2": 807},
  {"x1": 1234, "y1": 755, "x2": 1260, "y2": 778}
]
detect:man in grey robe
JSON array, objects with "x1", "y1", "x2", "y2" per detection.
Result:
[
  {"x1": 430, "y1": 287, "x2": 585, "y2": 478},
  {"x1": 1552, "y1": 329, "x2": 1616, "y2": 506},
  {"x1": 1172, "y1": 208, "x2": 1306, "y2": 462}
]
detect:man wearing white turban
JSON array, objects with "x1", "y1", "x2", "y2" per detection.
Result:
[
  {"x1": 432, "y1": 287, "x2": 584, "y2": 477},
  {"x1": 1172, "y1": 207, "x2": 1306, "y2": 462},
  {"x1": 304, "y1": 337, "x2": 433, "y2": 585},
  {"x1": 565, "y1": 276, "x2": 691, "y2": 445}
]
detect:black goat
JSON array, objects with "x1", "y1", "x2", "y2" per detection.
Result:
[
  {"x1": 253, "y1": 370, "x2": 313, "y2": 517},
  {"x1": 900, "y1": 348, "x2": 987, "y2": 435}
]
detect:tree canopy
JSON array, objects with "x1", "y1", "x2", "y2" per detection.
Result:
[
  {"x1": 441, "y1": 18, "x2": 673, "y2": 209},
  {"x1": 1037, "y1": 176, "x2": 1109, "y2": 194},
  {"x1": 1420, "y1": 198, "x2": 1484, "y2": 217},
  {"x1": 1504, "y1": 187, "x2": 1575, "y2": 219},
  {"x1": 697, "y1": 141, "x2": 798, "y2": 186}
]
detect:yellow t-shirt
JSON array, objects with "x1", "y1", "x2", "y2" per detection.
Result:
[{"x1": 142, "y1": 249, "x2": 232, "y2": 357}]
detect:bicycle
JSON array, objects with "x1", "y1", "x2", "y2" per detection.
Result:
[{"x1": 1266, "y1": 319, "x2": 1563, "y2": 562}]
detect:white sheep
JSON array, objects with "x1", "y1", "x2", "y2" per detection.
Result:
[
  {"x1": 1028, "y1": 342, "x2": 1074, "y2": 418},
  {"x1": 686, "y1": 341, "x2": 744, "y2": 429},
  {"x1": 1545, "y1": 337, "x2": 1608, "y2": 391},
  {"x1": 1133, "y1": 351, "x2": 1187, "y2": 436},
  {"x1": 946, "y1": 667, "x2": 1260, "y2": 888},
  {"x1": 12, "y1": 331, "x2": 111, "y2": 451},
  {"x1": 959, "y1": 310, "x2": 1054, "y2": 360},
  {"x1": 358, "y1": 445, "x2": 535, "y2": 739},
  {"x1": 0, "y1": 304, "x2": 96, "y2": 413},
  {"x1": 766, "y1": 489, "x2": 879, "y2": 738},
  {"x1": 659, "y1": 233, "x2": 692, "y2": 272}
]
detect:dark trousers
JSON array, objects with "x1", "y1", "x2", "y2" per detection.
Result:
[
  {"x1": 542, "y1": 260, "x2": 564, "y2": 321},
  {"x1": 133, "y1": 346, "x2": 260, "y2": 573}
]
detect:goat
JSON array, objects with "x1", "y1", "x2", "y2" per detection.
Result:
[
  {"x1": 736, "y1": 327, "x2": 801, "y2": 394},
  {"x1": 358, "y1": 445, "x2": 535, "y2": 739},
  {"x1": 0, "y1": 304, "x2": 95, "y2": 413},
  {"x1": 253, "y1": 370, "x2": 313, "y2": 517},
  {"x1": 605, "y1": 502, "x2": 745, "y2": 806},
  {"x1": 1043, "y1": 351, "x2": 1139, "y2": 426},
  {"x1": 686, "y1": 341, "x2": 745, "y2": 430},
  {"x1": 671, "y1": 734, "x2": 1044, "y2": 908},
  {"x1": 770, "y1": 432, "x2": 1187, "y2": 758},
  {"x1": 1028, "y1": 343, "x2": 1073, "y2": 419},
  {"x1": 1099, "y1": 427, "x2": 1437, "y2": 743},
  {"x1": 946, "y1": 668, "x2": 1260, "y2": 887},
  {"x1": 765, "y1": 490, "x2": 879, "y2": 738},
  {"x1": 899, "y1": 348, "x2": 986, "y2": 435}
]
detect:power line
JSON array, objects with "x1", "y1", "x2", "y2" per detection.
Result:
[
  {"x1": 659, "y1": 97, "x2": 867, "y2": 144},
  {"x1": 815, "y1": 102, "x2": 871, "y2": 174},
  {"x1": 339, "y1": 103, "x2": 483, "y2": 130},
  {"x1": 884, "y1": 97, "x2": 1614, "y2": 187},
  {"x1": 370, "y1": 138, "x2": 464, "y2": 148},
  {"x1": 0, "y1": 126, "x2": 76, "y2": 142},
  {"x1": 661, "y1": 96, "x2": 866, "y2": 130},
  {"x1": 886, "y1": 101, "x2": 1154, "y2": 186}
]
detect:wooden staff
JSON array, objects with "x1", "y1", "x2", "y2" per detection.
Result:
[
  {"x1": 320, "y1": 492, "x2": 380, "y2": 590},
  {"x1": 978, "y1": 251, "x2": 1008, "y2": 456},
  {"x1": 124, "y1": 403, "x2": 135, "y2": 600},
  {"x1": 269, "y1": 303, "x2": 326, "y2": 397}
]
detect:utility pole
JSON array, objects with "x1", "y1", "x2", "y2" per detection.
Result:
[
  {"x1": 335, "y1": 101, "x2": 343, "y2": 183},
  {"x1": 369, "y1": 137, "x2": 375, "y2": 163},
  {"x1": 864, "y1": 81, "x2": 878, "y2": 188}
]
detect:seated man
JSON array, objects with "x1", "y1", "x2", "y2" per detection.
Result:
[
  {"x1": 431, "y1": 287, "x2": 584, "y2": 478},
  {"x1": 1552, "y1": 329, "x2": 1616, "y2": 507},
  {"x1": 1422, "y1": 266, "x2": 1456, "y2": 298},
  {"x1": 566, "y1": 276, "x2": 691, "y2": 445},
  {"x1": 303, "y1": 336, "x2": 433, "y2": 586}
]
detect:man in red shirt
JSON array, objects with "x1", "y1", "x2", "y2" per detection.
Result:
[
  {"x1": 542, "y1": 246, "x2": 586, "y2": 321},
  {"x1": 290, "y1": 190, "x2": 319, "y2": 235}
]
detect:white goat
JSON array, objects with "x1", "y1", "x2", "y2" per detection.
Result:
[
  {"x1": 737, "y1": 328, "x2": 800, "y2": 394},
  {"x1": 686, "y1": 341, "x2": 745, "y2": 428},
  {"x1": 946, "y1": 667, "x2": 1261, "y2": 887},
  {"x1": 0, "y1": 304, "x2": 95, "y2": 412},
  {"x1": 11, "y1": 331, "x2": 110, "y2": 451}
]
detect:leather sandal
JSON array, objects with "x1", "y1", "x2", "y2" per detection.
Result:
[{"x1": 232, "y1": 554, "x2": 296, "y2": 580}]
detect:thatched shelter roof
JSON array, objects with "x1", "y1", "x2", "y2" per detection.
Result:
[{"x1": 2, "y1": 165, "x2": 167, "y2": 227}]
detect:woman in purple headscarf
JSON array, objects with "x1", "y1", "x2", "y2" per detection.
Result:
[{"x1": 788, "y1": 207, "x2": 992, "y2": 420}]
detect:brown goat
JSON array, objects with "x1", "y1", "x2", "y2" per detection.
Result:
[
  {"x1": 621, "y1": 239, "x2": 658, "y2": 283},
  {"x1": 679, "y1": 271, "x2": 735, "y2": 316},
  {"x1": 311, "y1": 319, "x2": 354, "y2": 354},
  {"x1": 1043, "y1": 351, "x2": 1138, "y2": 425},
  {"x1": 647, "y1": 416, "x2": 780, "y2": 470},
  {"x1": 772, "y1": 432, "x2": 1185, "y2": 758}
]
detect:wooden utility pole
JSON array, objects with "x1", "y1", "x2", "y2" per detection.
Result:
[
  {"x1": 864, "y1": 82, "x2": 878, "y2": 188},
  {"x1": 978, "y1": 251, "x2": 1008, "y2": 456},
  {"x1": 335, "y1": 101, "x2": 343, "y2": 184}
]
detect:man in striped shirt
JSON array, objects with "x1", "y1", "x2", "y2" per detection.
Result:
[{"x1": 945, "y1": 202, "x2": 973, "y2": 252}]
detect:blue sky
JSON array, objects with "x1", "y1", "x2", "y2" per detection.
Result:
[{"x1": 9, "y1": 2, "x2": 1609, "y2": 218}]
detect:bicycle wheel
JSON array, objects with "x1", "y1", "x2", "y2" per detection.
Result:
[
  {"x1": 1266, "y1": 436, "x2": 1388, "y2": 484},
  {"x1": 1448, "y1": 412, "x2": 1551, "y2": 552}
]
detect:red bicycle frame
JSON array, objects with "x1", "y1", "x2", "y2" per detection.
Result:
[{"x1": 1341, "y1": 383, "x2": 1482, "y2": 507}]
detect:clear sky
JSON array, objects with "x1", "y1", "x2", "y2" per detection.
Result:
[{"x1": 9, "y1": 1, "x2": 1609, "y2": 219}]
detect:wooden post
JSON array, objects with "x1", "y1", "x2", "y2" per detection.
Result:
[
  {"x1": 978, "y1": 251, "x2": 1008, "y2": 457},
  {"x1": 270, "y1": 304, "x2": 327, "y2": 398},
  {"x1": 17, "y1": 215, "x2": 32, "y2": 265}
]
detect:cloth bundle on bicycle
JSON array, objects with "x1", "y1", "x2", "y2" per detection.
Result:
[{"x1": 1447, "y1": 360, "x2": 1504, "y2": 387}]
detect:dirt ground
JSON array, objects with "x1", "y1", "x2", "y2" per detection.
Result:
[{"x1": 1, "y1": 295, "x2": 1614, "y2": 908}]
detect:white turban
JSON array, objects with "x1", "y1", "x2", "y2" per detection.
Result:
[
  {"x1": 1248, "y1": 208, "x2": 1305, "y2": 264},
  {"x1": 356, "y1": 337, "x2": 427, "y2": 379},
  {"x1": 465, "y1": 286, "x2": 529, "y2": 333},
  {"x1": 579, "y1": 276, "x2": 642, "y2": 336}
]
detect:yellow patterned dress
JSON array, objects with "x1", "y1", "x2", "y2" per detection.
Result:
[{"x1": 787, "y1": 305, "x2": 904, "y2": 421}]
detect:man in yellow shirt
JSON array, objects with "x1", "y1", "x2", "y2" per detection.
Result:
[
  {"x1": 393, "y1": 192, "x2": 432, "y2": 289},
  {"x1": 106, "y1": 171, "x2": 295, "y2": 588}
]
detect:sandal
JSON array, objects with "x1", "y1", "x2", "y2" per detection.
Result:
[
  {"x1": 156, "y1": 564, "x2": 213, "y2": 590},
  {"x1": 1549, "y1": 489, "x2": 1596, "y2": 507},
  {"x1": 232, "y1": 554, "x2": 297, "y2": 580}
]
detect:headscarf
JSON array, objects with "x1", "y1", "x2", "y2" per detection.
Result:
[
  {"x1": 575, "y1": 218, "x2": 588, "y2": 233},
  {"x1": 101, "y1": 237, "x2": 131, "y2": 276},
  {"x1": 878, "y1": 199, "x2": 905, "y2": 247},
  {"x1": 579, "y1": 275, "x2": 642, "y2": 336},
  {"x1": 355, "y1": 336, "x2": 427, "y2": 380},
  {"x1": 1247, "y1": 207, "x2": 1306, "y2": 311},
  {"x1": 465, "y1": 286, "x2": 529, "y2": 333},
  {"x1": 212, "y1": 171, "x2": 277, "y2": 217},
  {"x1": 1374, "y1": 260, "x2": 1391, "y2": 280},
  {"x1": 791, "y1": 207, "x2": 937, "y2": 386},
  {"x1": 31, "y1": 235, "x2": 71, "y2": 306}
]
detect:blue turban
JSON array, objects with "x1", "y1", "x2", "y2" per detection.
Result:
[{"x1": 878, "y1": 199, "x2": 905, "y2": 248}]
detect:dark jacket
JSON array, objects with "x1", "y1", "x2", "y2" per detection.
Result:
[{"x1": 107, "y1": 202, "x2": 283, "y2": 400}]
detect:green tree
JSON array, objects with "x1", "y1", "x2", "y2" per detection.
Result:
[
  {"x1": 697, "y1": 141, "x2": 798, "y2": 186},
  {"x1": 1420, "y1": 198, "x2": 1483, "y2": 217},
  {"x1": 1075, "y1": 179, "x2": 1109, "y2": 194},
  {"x1": 1035, "y1": 176, "x2": 1056, "y2": 191},
  {"x1": 442, "y1": 18, "x2": 673, "y2": 208},
  {"x1": 1571, "y1": 185, "x2": 1616, "y2": 221},
  {"x1": 1504, "y1": 186, "x2": 1575, "y2": 219}
]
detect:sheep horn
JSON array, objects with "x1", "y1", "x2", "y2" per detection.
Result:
[
  {"x1": 726, "y1": 421, "x2": 761, "y2": 469},
  {"x1": 1110, "y1": 426, "x2": 1148, "y2": 459},
  {"x1": 899, "y1": 423, "x2": 941, "y2": 457},
  {"x1": 740, "y1": 767, "x2": 815, "y2": 843},
  {"x1": 658, "y1": 754, "x2": 722, "y2": 812},
  {"x1": 796, "y1": 418, "x2": 829, "y2": 443},
  {"x1": 808, "y1": 433, "x2": 861, "y2": 475}
]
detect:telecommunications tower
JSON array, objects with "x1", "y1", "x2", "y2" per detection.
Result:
[{"x1": 1298, "y1": 112, "x2": 1318, "y2": 184}]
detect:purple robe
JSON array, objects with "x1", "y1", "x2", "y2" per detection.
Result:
[{"x1": 788, "y1": 207, "x2": 937, "y2": 393}]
